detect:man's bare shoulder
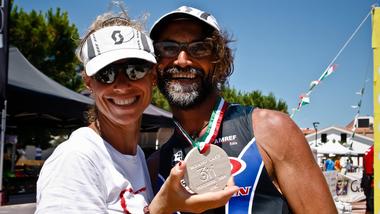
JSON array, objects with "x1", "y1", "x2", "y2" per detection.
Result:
[
  {"x1": 252, "y1": 108, "x2": 307, "y2": 161},
  {"x1": 253, "y1": 108, "x2": 301, "y2": 136}
]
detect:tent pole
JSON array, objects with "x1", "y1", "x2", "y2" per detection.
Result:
[
  {"x1": 0, "y1": 100, "x2": 7, "y2": 204},
  {"x1": 0, "y1": 100, "x2": 7, "y2": 186}
]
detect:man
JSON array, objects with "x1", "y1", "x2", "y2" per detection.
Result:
[
  {"x1": 325, "y1": 155, "x2": 335, "y2": 171},
  {"x1": 361, "y1": 145, "x2": 374, "y2": 213},
  {"x1": 148, "y1": 6, "x2": 337, "y2": 213}
]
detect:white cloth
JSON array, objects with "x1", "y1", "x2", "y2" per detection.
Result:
[{"x1": 35, "y1": 127, "x2": 153, "y2": 214}]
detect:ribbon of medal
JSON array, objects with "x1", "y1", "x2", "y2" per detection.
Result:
[{"x1": 173, "y1": 97, "x2": 228, "y2": 153}]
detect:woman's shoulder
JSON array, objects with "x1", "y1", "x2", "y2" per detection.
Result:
[{"x1": 47, "y1": 127, "x2": 106, "y2": 163}]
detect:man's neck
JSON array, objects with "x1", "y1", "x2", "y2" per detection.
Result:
[{"x1": 171, "y1": 93, "x2": 219, "y2": 136}]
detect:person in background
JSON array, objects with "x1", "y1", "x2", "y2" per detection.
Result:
[
  {"x1": 334, "y1": 155, "x2": 342, "y2": 172},
  {"x1": 361, "y1": 145, "x2": 374, "y2": 214},
  {"x1": 148, "y1": 5, "x2": 337, "y2": 213},
  {"x1": 344, "y1": 157, "x2": 353, "y2": 174},
  {"x1": 35, "y1": 11, "x2": 237, "y2": 214},
  {"x1": 324, "y1": 154, "x2": 335, "y2": 171}
]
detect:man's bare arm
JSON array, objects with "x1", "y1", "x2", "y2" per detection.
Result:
[{"x1": 253, "y1": 109, "x2": 337, "y2": 213}]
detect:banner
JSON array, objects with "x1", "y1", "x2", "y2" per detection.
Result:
[
  {"x1": 323, "y1": 171, "x2": 338, "y2": 197},
  {"x1": 0, "y1": 0, "x2": 10, "y2": 109},
  {"x1": 323, "y1": 171, "x2": 365, "y2": 203}
]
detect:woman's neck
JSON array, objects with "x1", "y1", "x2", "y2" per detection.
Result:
[{"x1": 91, "y1": 116, "x2": 141, "y2": 155}]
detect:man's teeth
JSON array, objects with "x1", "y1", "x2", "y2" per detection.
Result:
[
  {"x1": 113, "y1": 97, "x2": 136, "y2": 105},
  {"x1": 172, "y1": 73, "x2": 196, "y2": 78}
]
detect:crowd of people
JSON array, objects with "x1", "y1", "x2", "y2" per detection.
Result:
[{"x1": 33, "y1": 4, "x2": 348, "y2": 214}]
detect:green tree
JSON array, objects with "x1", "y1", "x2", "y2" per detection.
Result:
[
  {"x1": 151, "y1": 87, "x2": 171, "y2": 111},
  {"x1": 221, "y1": 87, "x2": 288, "y2": 113},
  {"x1": 9, "y1": 6, "x2": 83, "y2": 91},
  {"x1": 151, "y1": 86, "x2": 288, "y2": 113}
]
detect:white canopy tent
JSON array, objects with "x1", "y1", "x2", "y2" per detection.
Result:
[{"x1": 312, "y1": 141, "x2": 357, "y2": 155}]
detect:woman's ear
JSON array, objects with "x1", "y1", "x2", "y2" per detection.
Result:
[{"x1": 83, "y1": 71, "x2": 93, "y2": 91}]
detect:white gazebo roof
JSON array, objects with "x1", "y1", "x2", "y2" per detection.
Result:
[{"x1": 313, "y1": 141, "x2": 357, "y2": 155}]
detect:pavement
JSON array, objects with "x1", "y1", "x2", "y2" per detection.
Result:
[
  {"x1": 351, "y1": 200, "x2": 367, "y2": 214},
  {"x1": 0, "y1": 203, "x2": 35, "y2": 214}
]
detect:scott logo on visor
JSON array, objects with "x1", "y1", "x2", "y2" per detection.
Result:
[{"x1": 111, "y1": 30, "x2": 124, "y2": 44}]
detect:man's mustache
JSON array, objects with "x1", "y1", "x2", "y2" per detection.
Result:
[{"x1": 159, "y1": 66, "x2": 205, "y2": 78}]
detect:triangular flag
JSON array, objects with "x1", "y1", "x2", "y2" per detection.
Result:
[
  {"x1": 319, "y1": 64, "x2": 337, "y2": 81},
  {"x1": 296, "y1": 95, "x2": 310, "y2": 111},
  {"x1": 356, "y1": 88, "x2": 365, "y2": 95},
  {"x1": 301, "y1": 95, "x2": 310, "y2": 104},
  {"x1": 309, "y1": 80, "x2": 320, "y2": 91}
]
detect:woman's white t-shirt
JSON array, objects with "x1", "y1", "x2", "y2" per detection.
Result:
[{"x1": 36, "y1": 127, "x2": 153, "y2": 214}]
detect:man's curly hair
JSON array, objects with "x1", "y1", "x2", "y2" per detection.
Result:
[{"x1": 209, "y1": 29, "x2": 234, "y2": 88}]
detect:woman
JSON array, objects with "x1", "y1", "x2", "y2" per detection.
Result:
[{"x1": 35, "y1": 13, "x2": 237, "y2": 214}]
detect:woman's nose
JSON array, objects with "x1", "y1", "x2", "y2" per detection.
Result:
[{"x1": 112, "y1": 71, "x2": 131, "y2": 92}]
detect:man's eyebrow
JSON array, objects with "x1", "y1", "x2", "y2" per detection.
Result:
[{"x1": 156, "y1": 39, "x2": 178, "y2": 43}]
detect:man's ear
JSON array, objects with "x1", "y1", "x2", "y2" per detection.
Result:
[
  {"x1": 156, "y1": 63, "x2": 164, "y2": 76},
  {"x1": 151, "y1": 64, "x2": 158, "y2": 86}
]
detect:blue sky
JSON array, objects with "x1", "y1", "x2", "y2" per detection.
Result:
[{"x1": 12, "y1": 0, "x2": 378, "y2": 129}]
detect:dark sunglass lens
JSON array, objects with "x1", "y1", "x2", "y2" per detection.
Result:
[
  {"x1": 94, "y1": 67, "x2": 116, "y2": 84},
  {"x1": 189, "y1": 41, "x2": 213, "y2": 58},
  {"x1": 155, "y1": 42, "x2": 180, "y2": 58},
  {"x1": 125, "y1": 65, "x2": 150, "y2": 80}
]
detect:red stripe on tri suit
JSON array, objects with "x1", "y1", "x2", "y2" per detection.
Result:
[{"x1": 119, "y1": 187, "x2": 147, "y2": 214}]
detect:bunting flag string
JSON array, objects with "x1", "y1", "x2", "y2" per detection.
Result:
[
  {"x1": 290, "y1": 64, "x2": 338, "y2": 118},
  {"x1": 349, "y1": 77, "x2": 370, "y2": 150},
  {"x1": 290, "y1": 8, "x2": 372, "y2": 118}
]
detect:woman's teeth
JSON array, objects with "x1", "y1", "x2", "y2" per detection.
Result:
[{"x1": 113, "y1": 97, "x2": 136, "y2": 105}]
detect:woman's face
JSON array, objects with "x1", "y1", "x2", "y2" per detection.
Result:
[{"x1": 85, "y1": 59, "x2": 156, "y2": 126}]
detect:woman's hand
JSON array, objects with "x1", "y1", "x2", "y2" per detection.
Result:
[{"x1": 149, "y1": 161, "x2": 239, "y2": 214}]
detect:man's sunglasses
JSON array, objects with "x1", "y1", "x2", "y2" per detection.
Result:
[
  {"x1": 93, "y1": 63, "x2": 152, "y2": 84},
  {"x1": 154, "y1": 39, "x2": 214, "y2": 59}
]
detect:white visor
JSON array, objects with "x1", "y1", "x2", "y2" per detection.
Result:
[{"x1": 80, "y1": 26, "x2": 156, "y2": 76}]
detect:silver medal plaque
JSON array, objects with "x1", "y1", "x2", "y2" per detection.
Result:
[{"x1": 183, "y1": 144, "x2": 231, "y2": 194}]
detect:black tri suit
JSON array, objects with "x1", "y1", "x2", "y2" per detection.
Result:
[{"x1": 156, "y1": 103, "x2": 291, "y2": 214}]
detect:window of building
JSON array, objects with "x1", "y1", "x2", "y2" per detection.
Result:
[
  {"x1": 357, "y1": 118, "x2": 370, "y2": 128},
  {"x1": 340, "y1": 133, "x2": 347, "y2": 143},
  {"x1": 321, "y1": 133, "x2": 327, "y2": 143}
]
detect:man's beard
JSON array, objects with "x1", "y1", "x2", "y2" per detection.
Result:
[{"x1": 157, "y1": 66, "x2": 214, "y2": 109}]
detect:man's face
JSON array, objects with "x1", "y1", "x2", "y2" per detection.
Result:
[{"x1": 155, "y1": 20, "x2": 215, "y2": 109}]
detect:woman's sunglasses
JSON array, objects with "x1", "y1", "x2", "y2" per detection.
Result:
[
  {"x1": 154, "y1": 38, "x2": 214, "y2": 59},
  {"x1": 93, "y1": 63, "x2": 152, "y2": 84}
]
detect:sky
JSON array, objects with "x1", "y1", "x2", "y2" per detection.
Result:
[{"x1": 12, "y1": 0, "x2": 378, "y2": 129}]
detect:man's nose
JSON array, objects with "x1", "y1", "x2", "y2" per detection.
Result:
[{"x1": 174, "y1": 50, "x2": 192, "y2": 68}]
